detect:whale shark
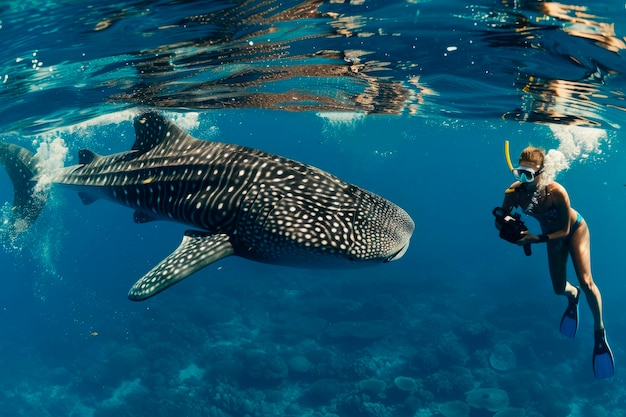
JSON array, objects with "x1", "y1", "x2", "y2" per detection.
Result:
[{"x1": 0, "y1": 111, "x2": 414, "y2": 300}]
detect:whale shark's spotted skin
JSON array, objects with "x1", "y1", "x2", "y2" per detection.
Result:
[{"x1": 1, "y1": 112, "x2": 414, "y2": 300}]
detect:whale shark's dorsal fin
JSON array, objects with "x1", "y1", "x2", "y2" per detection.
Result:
[
  {"x1": 127, "y1": 231, "x2": 235, "y2": 301},
  {"x1": 132, "y1": 111, "x2": 192, "y2": 154}
]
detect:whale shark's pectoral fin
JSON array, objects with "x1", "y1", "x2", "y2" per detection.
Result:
[{"x1": 127, "y1": 231, "x2": 234, "y2": 301}]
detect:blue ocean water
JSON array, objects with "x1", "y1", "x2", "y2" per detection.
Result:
[{"x1": 1, "y1": 1, "x2": 626, "y2": 416}]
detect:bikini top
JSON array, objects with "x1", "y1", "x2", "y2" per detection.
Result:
[
  {"x1": 523, "y1": 205, "x2": 559, "y2": 223},
  {"x1": 515, "y1": 184, "x2": 557, "y2": 224}
]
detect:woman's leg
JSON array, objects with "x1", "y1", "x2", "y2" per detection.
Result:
[
  {"x1": 546, "y1": 240, "x2": 577, "y2": 298},
  {"x1": 568, "y1": 221, "x2": 604, "y2": 331}
]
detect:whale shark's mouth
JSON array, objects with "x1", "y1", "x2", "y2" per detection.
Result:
[{"x1": 385, "y1": 240, "x2": 410, "y2": 262}]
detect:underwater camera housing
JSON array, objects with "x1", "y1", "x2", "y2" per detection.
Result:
[{"x1": 493, "y1": 207, "x2": 532, "y2": 256}]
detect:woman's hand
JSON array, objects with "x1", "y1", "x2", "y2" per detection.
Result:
[{"x1": 516, "y1": 230, "x2": 538, "y2": 245}]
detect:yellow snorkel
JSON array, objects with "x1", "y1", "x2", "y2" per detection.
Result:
[
  {"x1": 504, "y1": 140, "x2": 514, "y2": 171},
  {"x1": 504, "y1": 140, "x2": 516, "y2": 193}
]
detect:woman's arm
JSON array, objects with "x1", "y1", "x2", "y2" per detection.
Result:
[
  {"x1": 501, "y1": 187, "x2": 519, "y2": 214},
  {"x1": 495, "y1": 183, "x2": 519, "y2": 231}
]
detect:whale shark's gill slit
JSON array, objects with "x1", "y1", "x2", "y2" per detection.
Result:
[
  {"x1": 256, "y1": 197, "x2": 282, "y2": 239},
  {"x1": 170, "y1": 181, "x2": 185, "y2": 222}
]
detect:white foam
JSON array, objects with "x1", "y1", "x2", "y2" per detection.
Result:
[
  {"x1": 165, "y1": 111, "x2": 201, "y2": 131},
  {"x1": 64, "y1": 109, "x2": 203, "y2": 133},
  {"x1": 540, "y1": 124, "x2": 608, "y2": 187},
  {"x1": 317, "y1": 112, "x2": 366, "y2": 144},
  {"x1": 0, "y1": 131, "x2": 72, "y2": 282},
  {"x1": 317, "y1": 111, "x2": 365, "y2": 129},
  {"x1": 28, "y1": 110, "x2": 212, "y2": 147},
  {"x1": 33, "y1": 136, "x2": 68, "y2": 194},
  {"x1": 52, "y1": 110, "x2": 137, "y2": 137}
]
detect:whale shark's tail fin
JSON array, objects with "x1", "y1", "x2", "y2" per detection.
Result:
[{"x1": 0, "y1": 142, "x2": 47, "y2": 239}]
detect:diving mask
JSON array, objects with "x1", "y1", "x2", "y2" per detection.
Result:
[{"x1": 512, "y1": 166, "x2": 542, "y2": 183}]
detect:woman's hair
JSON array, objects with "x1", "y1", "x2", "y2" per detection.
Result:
[{"x1": 519, "y1": 146, "x2": 545, "y2": 168}]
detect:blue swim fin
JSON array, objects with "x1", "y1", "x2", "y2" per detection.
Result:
[
  {"x1": 559, "y1": 287, "x2": 580, "y2": 338},
  {"x1": 593, "y1": 329, "x2": 615, "y2": 379}
]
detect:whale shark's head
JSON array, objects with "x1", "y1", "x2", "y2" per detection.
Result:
[
  {"x1": 348, "y1": 189, "x2": 414, "y2": 263},
  {"x1": 188, "y1": 129, "x2": 415, "y2": 267},
  {"x1": 239, "y1": 183, "x2": 414, "y2": 265}
]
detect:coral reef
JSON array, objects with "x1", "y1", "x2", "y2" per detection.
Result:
[
  {"x1": 438, "y1": 400, "x2": 470, "y2": 417},
  {"x1": 3, "y1": 232, "x2": 625, "y2": 417},
  {"x1": 489, "y1": 343, "x2": 517, "y2": 371},
  {"x1": 466, "y1": 388, "x2": 510, "y2": 412},
  {"x1": 241, "y1": 349, "x2": 289, "y2": 386}
]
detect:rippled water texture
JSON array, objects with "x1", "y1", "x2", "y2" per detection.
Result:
[{"x1": 1, "y1": 0, "x2": 626, "y2": 133}]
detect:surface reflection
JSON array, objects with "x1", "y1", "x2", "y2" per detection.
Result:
[
  {"x1": 493, "y1": 0, "x2": 626, "y2": 126},
  {"x1": 1, "y1": 0, "x2": 626, "y2": 133}
]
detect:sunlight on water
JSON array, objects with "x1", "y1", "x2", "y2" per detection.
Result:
[{"x1": 541, "y1": 125, "x2": 608, "y2": 185}]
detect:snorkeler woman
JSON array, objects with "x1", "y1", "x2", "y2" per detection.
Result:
[{"x1": 496, "y1": 144, "x2": 614, "y2": 379}]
